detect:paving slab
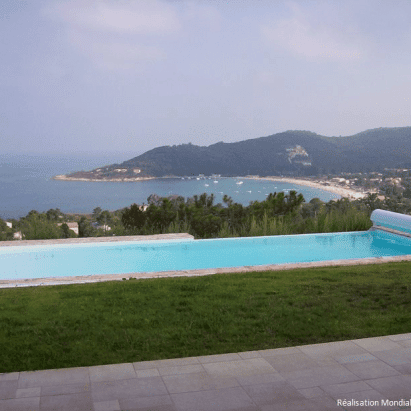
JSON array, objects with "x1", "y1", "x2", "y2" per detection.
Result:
[
  {"x1": 18, "y1": 367, "x2": 89, "y2": 389},
  {"x1": 118, "y1": 394, "x2": 175, "y2": 411},
  {"x1": 235, "y1": 372, "x2": 286, "y2": 387},
  {"x1": 0, "y1": 396, "x2": 40, "y2": 411},
  {"x1": 263, "y1": 352, "x2": 320, "y2": 372},
  {"x1": 39, "y1": 392, "x2": 93, "y2": 411},
  {"x1": 89, "y1": 363, "x2": 137, "y2": 383},
  {"x1": 93, "y1": 399, "x2": 121, "y2": 411},
  {"x1": 344, "y1": 359, "x2": 401, "y2": 380},
  {"x1": 278, "y1": 364, "x2": 362, "y2": 389},
  {"x1": 334, "y1": 353, "x2": 378, "y2": 364},
  {"x1": 149, "y1": 357, "x2": 200, "y2": 368},
  {"x1": 298, "y1": 386, "x2": 326, "y2": 399},
  {"x1": 372, "y1": 347, "x2": 411, "y2": 366},
  {"x1": 398, "y1": 339, "x2": 412, "y2": 348},
  {"x1": 0, "y1": 373, "x2": 19, "y2": 382},
  {"x1": 15, "y1": 387, "x2": 41, "y2": 398},
  {"x1": 158, "y1": 364, "x2": 204, "y2": 376},
  {"x1": 196, "y1": 352, "x2": 242, "y2": 364},
  {"x1": 91, "y1": 377, "x2": 168, "y2": 402},
  {"x1": 353, "y1": 336, "x2": 403, "y2": 352},
  {"x1": 134, "y1": 368, "x2": 160, "y2": 378},
  {"x1": 202, "y1": 358, "x2": 276, "y2": 377},
  {"x1": 170, "y1": 387, "x2": 256, "y2": 410},
  {"x1": 1, "y1": 333, "x2": 409, "y2": 411},
  {"x1": 242, "y1": 380, "x2": 306, "y2": 406},
  {"x1": 298, "y1": 340, "x2": 369, "y2": 360},
  {"x1": 393, "y1": 363, "x2": 411, "y2": 374},
  {"x1": 258, "y1": 346, "x2": 302, "y2": 357},
  {"x1": 0, "y1": 381, "x2": 19, "y2": 400},
  {"x1": 364, "y1": 374, "x2": 411, "y2": 399},
  {"x1": 320, "y1": 381, "x2": 373, "y2": 397},
  {"x1": 40, "y1": 382, "x2": 91, "y2": 396},
  {"x1": 387, "y1": 333, "x2": 412, "y2": 341},
  {"x1": 162, "y1": 371, "x2": 239, "y2": 394}
]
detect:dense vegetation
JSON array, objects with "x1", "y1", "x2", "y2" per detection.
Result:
[
  {"x1": 1, "y1": 262, "x2": 409, "y2": 373},
  {"x1": 120, "y1": 191, "x2": 374, "y2": 239},
  {"x1": 1, "y1": 188, "x2": 410, "y2": 241}
]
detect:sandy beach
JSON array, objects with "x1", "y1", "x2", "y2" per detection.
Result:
[{"x1": 244, "y1": 176, "x2": 368, "y2": 199}]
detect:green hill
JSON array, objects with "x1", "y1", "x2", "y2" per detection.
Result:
[{"x1": 65, "y1": 127, "x2": 411, "y2": 179}]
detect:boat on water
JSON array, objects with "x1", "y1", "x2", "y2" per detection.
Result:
[{"x1": 236, "y1": 181, "x2": 243, "y2": 185}]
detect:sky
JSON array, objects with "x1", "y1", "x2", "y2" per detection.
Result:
[{"x1": 1, "y1": 0, "x2": 410, "y2": 158}]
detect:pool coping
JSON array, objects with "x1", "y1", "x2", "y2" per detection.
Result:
[
  {"x1": 0, "y1": 233, "x2": 195, "y2": 247},
  {"x1": 0, "y1": 255, "x2": 410, "y2": 289}
]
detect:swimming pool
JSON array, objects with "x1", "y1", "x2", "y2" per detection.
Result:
[{"x1": 0, "y1": 229, "x2": 410, "y2": 281}]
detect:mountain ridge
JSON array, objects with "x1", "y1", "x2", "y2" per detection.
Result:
[{"x1": 56, "y1": 127, "x2": 411, "y2": 180}]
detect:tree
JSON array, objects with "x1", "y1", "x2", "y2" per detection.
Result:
[
  {"x1": 78, "y1": 216, "x2": 96, "y2": 237},
  {"x1": 145, "y1": 199, "x2": 176, "y2": 231},
  {"x1": 222, "y1": 195, "x2": 233, "y2": 207},
  {"x1": 97, "y1": 210, "x2": 112, "y2": 229},
  {"x1": 359, "y1": 193, "x2": 383, "y2": 214},
  {"x1": 122, "y1": 204, "x2": 146, "y2": 231},
  {"x1": 60, "y1": 223, "x2": 72, "y2": 238},
  {"x1": 46, "y1": 208, "x2": 63, "y2": 221},
  {"x1": 0, "y1": 218, "x2": 13, "y2": 241},
  {"x1": 190, "y1": 212, "x2": 222, "y2": 238},
  {"x1": 147, "y1": 194, "x2": 162, "y2": 206},
  {"x1": 92, "y1": 207, "x2": 102, "y2": 221},
  {"x1": 18, "y1": 213, "x2": 62, "y2": 240}
]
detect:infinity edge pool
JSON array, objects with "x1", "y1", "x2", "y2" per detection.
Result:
[{"x1": 0, "y1": 232, "x2": 410, "y2": 288}]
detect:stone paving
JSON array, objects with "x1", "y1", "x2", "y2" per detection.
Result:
[{"x1": 0, "y1": 334, "x2": 410, "y2": 410}]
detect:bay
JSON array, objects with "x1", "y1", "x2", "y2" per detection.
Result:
[{"x1": 0, "y1": 154, "x2": 340, "y2": 220}]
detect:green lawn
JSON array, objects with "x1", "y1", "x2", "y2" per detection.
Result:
[{"x1": 0, "y1": 261, "x2": 410, "y2": 373}]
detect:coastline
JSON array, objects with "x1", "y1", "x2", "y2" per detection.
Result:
[
  {"x1": 53, "y1": 174, "x2": 368, "y2": 199},
  {"x1": 53, "y1": 175, "x2": 156, "y2": 182},
  {"x1": 244, "y1": 176, "x2": 368, "y2": 199}
]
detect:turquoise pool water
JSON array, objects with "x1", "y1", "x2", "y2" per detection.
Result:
[{"x1": 0, "y1": 230, "x2": 410, "y2": 280}]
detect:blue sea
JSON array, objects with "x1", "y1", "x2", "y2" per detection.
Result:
[{"x1": 0, "y1": 154, "x2": 340, "y2": 220}]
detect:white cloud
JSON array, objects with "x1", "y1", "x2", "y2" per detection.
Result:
[
  {"x1": 42, "y1": 0, "x2": 181, "y2": 70},
  {"x1": 44, "y1": 0, "x2": 181, "y2": 35},
  {"x1": 42, "y1": 0, "x2": 222, "y2": 71},
  {"x1": 261, "y1": 2, "x2": 363, "y2": 61}
]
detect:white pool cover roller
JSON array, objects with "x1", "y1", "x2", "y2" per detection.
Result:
[{"x1": 370, "y1": 209, "x2": 411, "y2": 234}]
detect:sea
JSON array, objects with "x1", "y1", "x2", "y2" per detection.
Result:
[{"x1": 0, "y1": 154, "x2": 340, "y2": 220}]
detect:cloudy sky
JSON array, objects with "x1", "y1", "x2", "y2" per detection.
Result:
[{"x1": 1, "y1": 0, "x2": 410, "y2": 157}]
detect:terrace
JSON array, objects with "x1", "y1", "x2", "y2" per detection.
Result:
[{"x1": 0, "y1": 211, "x2": 410, "y2": 410}]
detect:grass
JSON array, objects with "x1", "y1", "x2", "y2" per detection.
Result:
[{"x1": 0, "y1": 262, "x2": 410, "y2": 373}]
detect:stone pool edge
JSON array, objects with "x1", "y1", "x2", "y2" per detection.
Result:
[
  {"x1": 0, "y1": 233, "x2": 195, "y2": 247},
  {"x1": 1, "y1": 255, "x2": 410, "y2": 289}
]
